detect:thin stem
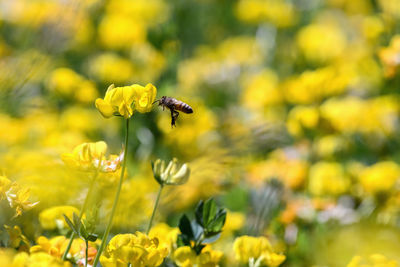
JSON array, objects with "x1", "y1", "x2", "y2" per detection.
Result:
[
  {"x1": 93, "y1": 119, "x2": 130, "y2": 267},
  {"x1": 62, "y1": 170, "x2": 99, "y2": 261},
  {"x1": 85, "y1": 240, "x2": 89, "y2": 267},
  {"x1": 146, "y1": 184, "x2": 164, "y2": 234}
]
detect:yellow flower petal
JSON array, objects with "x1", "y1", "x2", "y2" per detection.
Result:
[{"x1": 95, "y1": 98, "x2": 115, "y2": 118}]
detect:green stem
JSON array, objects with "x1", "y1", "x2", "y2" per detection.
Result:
[
  {"x1": 85, "y1": 240, "x2": 89, "y2": 267},
  {"x1": 93, "y1": 119, "x2": 130, "y2": 267},
  {"x1": 62, "y1": 170, "x2": 99, "y2": 261},
  {"x1": 146, "y1": 184, "x2": 164, "y2": 234}
]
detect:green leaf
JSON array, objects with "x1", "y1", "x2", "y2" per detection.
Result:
[
  {"x1": 195, "y1": 200, "x2": 204, "y2": 226},
  {"x1": 203, "y1": 233, "x2": 221, "y2": 244},
  {"x1": 72, "y1": 213, "x2": 81, "y2": 229},
  {"x1": 191, "y1": 220, "x2": 204, "y2": 241},
  {"x1": 202, "y1": 198, "x2": 217, "y2": 227},
  {"x1": 79, "y1": 223, "x2": 88, "y2": 239},
  {"x1": 207, "y1": 209, "x2": 226, "y2": 234},
  {"x1": 178, "y1": 214, "x2": 194, "y2": 239},
  {"x1": 63, "y1": 214, "x2": 78, "y2": 236}
]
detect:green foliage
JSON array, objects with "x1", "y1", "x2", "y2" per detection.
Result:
[{"x1": 177, "y1": 198, "x2": 226, "y2": 255}]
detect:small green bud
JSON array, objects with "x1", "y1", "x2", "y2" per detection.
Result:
[{"x1": 152, "y1": 158, "x2": 190, "y2": 186}]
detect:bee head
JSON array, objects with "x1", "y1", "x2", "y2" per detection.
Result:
[{"x1": 153, "y1": 96, "x2": 167, "y2": 106}]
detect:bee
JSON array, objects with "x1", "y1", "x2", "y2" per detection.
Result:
[{"x1": 154, "y1": 96, "x2": 193, "y2": 127}]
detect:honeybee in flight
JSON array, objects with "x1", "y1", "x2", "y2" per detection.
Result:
[{"x1": 154, "y1": 96, "x2": 193, "y2": 127}]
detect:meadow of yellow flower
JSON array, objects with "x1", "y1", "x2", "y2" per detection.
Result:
[{"x1": 0, "y1": 0, "x2": 400, "y2": 266}]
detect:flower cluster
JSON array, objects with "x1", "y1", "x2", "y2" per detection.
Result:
[
  {"x1": 100, "y1": 232, "x2": 168, "y2": 267},
  {"x1": 95, "y1": 83, "x2": 157, "y2": 119},
  {"x1": 233, "y1": 236, "x2": 286, "y2": 267}
]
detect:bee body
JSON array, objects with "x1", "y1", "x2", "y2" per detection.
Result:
[{"x1": 157, "y1": 96, "x2": 193, "y2": 127}]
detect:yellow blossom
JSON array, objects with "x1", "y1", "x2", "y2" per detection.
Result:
[
  {"x1": 4, "y1": 225, "x2": 30, "y2": 249},
  {"x1": 46, "y1": 68, "x2": 98, "y2": 104},
  {"x1": 89, "y1": 53, "x2": 135, "y2": 84},
  {"x1": 133, "y1": 83, "x2": 157, "y2": 113},
  {"x1": 297, "y1": 21, "x2": 347, "y2": 63},
  {"x1": 39, "y1": 206, "x2": 80, "y2": 230},
  {"x1": 61, "y1": 141, "x2": 108, "y2": 171},
  {"x1": 233, "y1": 235, "x2": 285, "y2": 267},
  {"x1": 173, "y1": 246, "x2": 223, "y2": 267},
  {"x1": 95, "y1": 83, "x2": 157, "y2": 119},
  {"x1": 6, "y1": 184, "x2": 39, "y2": 218},
  {"x1": 148, "y1": 223, "x2": 179, "y2": 252},
  {"x1": 308, "y1": 161, "x2": 350, "y2": 196},
  {"x1": 379, "y1": 35, "x2": 400, "y2": 78},
  {"x1": 223, "y1": 211, "x2": 245, "y2": 233},
  {"x1": 30, "y1": 235, "x2": 88, "y2": 260},
  {"x1": 358, "y1": 161, "x2": 400, "y2": 194},
  {"x1": 235, "y1": 0, "x2": 296, "y2": 27},
  {"x1": 241, "y1": 69, "x2": 282, "y2": 111},
  {"x1": 286, "y1": 106, "x2": 319, "y2": 137},
  {"x1": 100, "y1": 232, "x2": 168, "y2": 267},
  {"x1": 347, "y1": 254, "x2": 399, "y2": 267},
  {"x1": 13, "y1": 252, "x2": 69, "y2": 267},
  {"x1": 98, "y1": 15, "x2": 146, "y2": 49}
]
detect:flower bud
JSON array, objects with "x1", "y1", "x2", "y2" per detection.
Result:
[{"x1": 152, "y1": 158, "x2": 190, "y2": 186}]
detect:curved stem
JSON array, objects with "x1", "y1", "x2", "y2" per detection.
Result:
[
  {"x1": 62, "y1": 170, "x2": 99, "y2": 261},
  {"x1": 93, "y1": 119, "x2": 130, "y2": 267},
  {"x1": 146, "y1": 184, "x2": 164, "y2": 234}
]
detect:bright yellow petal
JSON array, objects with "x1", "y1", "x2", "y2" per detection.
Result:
[
  {"x1": 135, "y1": 83, "x2": 157, "y2": 113},
  {"x1": 95, "y1": 98, "x2": 115, "y2": 118}
]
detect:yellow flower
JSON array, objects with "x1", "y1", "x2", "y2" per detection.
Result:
[
  {"x1": 148, "y1": 223, "x2": 179, "y2": 252},
  {"x1": 62, "y1": 141, "x2": 124, "y2": 173},
  {"x1": 46, "y1": 68, "x2": 98, "y2": 104},
  {"x1": 95, "y1": 83, "x2": 157, "y2": 119},
  {"x1": 347, "y1": 254, "x2": 399, "y2": 267},
  {"x1": 297, "y1": 22, "x2": 347, "y2": 63},
  {"x1": 308, "y1": 161, "x2": 350, "y2": 196},
  {"x1": 6, "y1": 184, "x2": 39, "y2": 218},
  {"x1": 98, "y1": 15, "x2": 146, "y2": 49},
  {"x1": 235, "y1": 0, "x2": 296, "y2": 27},
  {"x1": 379, "y1": 35, "x2": 400, "y2": 78},
  {"x1": 223, "y1": 211, "x2": 245, "y2": 233},
  {"x1": 152, "y1": 158, "x2": 190, "y2": 186},
  {"x1": 286, "y1": 105, "x2": 319, "y2": 137},
  {"x1": 89, "y1": 53, "x2": 135, "y2": 84},
  {"x1": 358, "y1": 161, "x2": 400, "y2": 194},
  {"x1": 233, "y1": 236, "x2": 285, "y2": 267},
  {"x1": 133, "y1": 83, "x2": 157, "y2": 113},
  {"x1": 30, "y1": 235, "x2": 88, "y2": 260},
  {"x1": 13, "y1": 252, "x2": 69, "y2": 267},
  {"x1": 61, "y1": 141, "x2": 108, "y2": 171},
  {"x1": 39, "y1": 206, "x2": 80, "y2": 230},
  {"x1": 4, "y1": 225, "x2": 30, "y2": 249},
  {"x1": 173, "y1": 246, "x2": 223, "y2": 267},
  {"x1": 100, "y1": 232, "x2": 168, "y2": 267},
  {"x1": 240, "y1": 69, "x2": 281, "y2": 111},
  {"x1": 95, "y1": 84, "x2": 136, "y2": 119},
  {"x1": 0, "y1": 249, "x2": 14, "y2": 266}
]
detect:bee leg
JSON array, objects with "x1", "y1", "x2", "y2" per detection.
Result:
[
  {"x1": 170, "y1": 109, "x2": 176, "y2": 128},
  {"x1": 173, "y1": 110, "x2": 179, "y2": 120}
]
